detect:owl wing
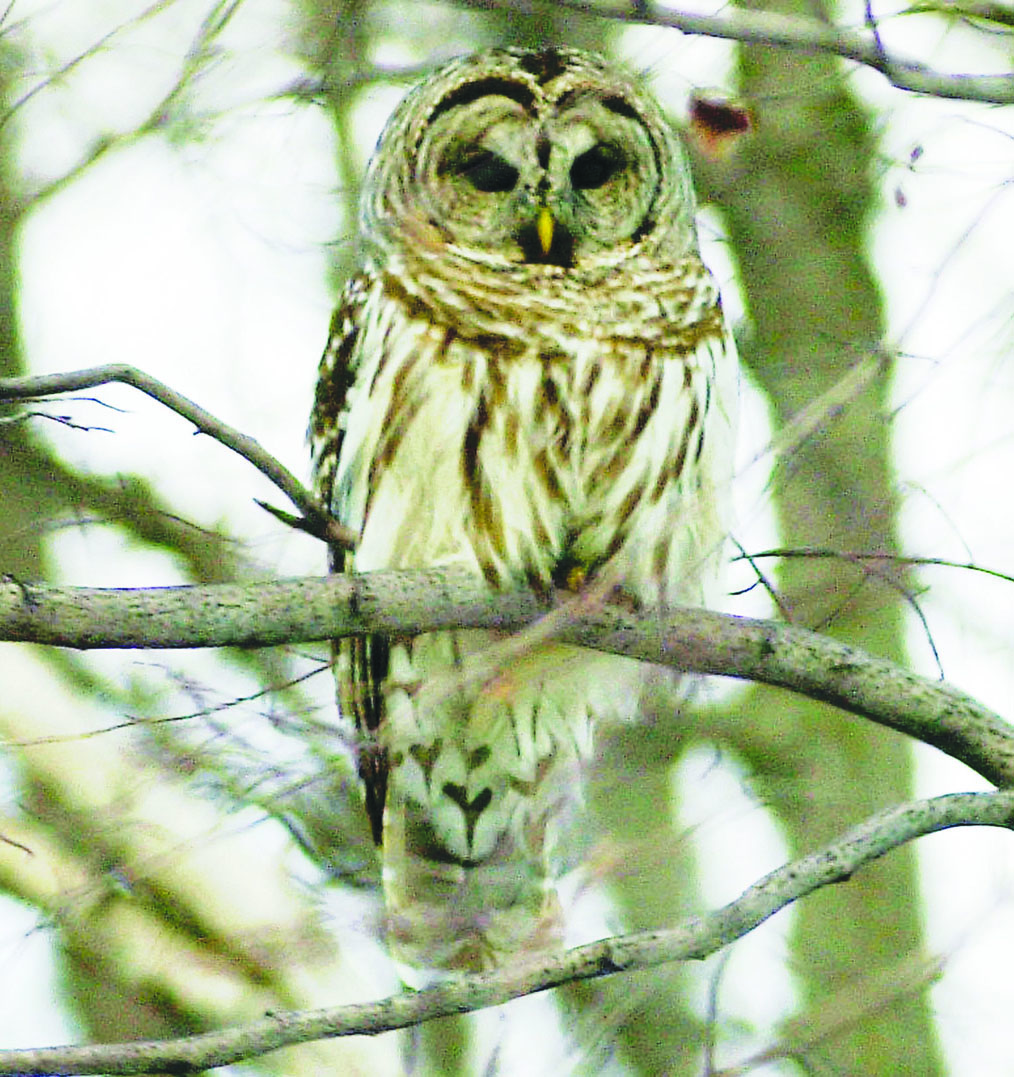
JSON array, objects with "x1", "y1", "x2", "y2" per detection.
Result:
[
  {"x1": 310, "y1": 273, "x2": 390, "y2": 844},
  {"x1": 310, "y1": 274, "x2": 369, "y2": 540}
]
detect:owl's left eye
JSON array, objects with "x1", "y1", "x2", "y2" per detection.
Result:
[
  {"x1": 457, "y1": 150, "x2": 520, "y2": 193},
  {"x1": 570, "y1": 144, "x2": 622, "y2": 190}
]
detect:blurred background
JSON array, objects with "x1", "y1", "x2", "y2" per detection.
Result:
[{"x1": 1, "y1": 1, "x2": 1013, "y2": 1073}]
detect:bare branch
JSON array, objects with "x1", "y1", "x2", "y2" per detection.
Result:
[
  {"x1": 2, "y1": 569, "x2": 1013, "y2": 788},
  {"x1": 735, "y1": 546, "x2": 1014, "y2": 588},
  {"x1": 0, "y1": 0, "x2": 176, "y2": 133},
  {"x1": 451, "y1": 0, "x2": 1014, "y2": 104},
  {"x1": 0, "y1": 365, "x2": 356, "y2": 548},
  {"x1": 9, "y1": 1, "x2": 249, "y2": 212},
  {"x1": 0, "y1": 789, "x2": 1009, "y2": 1076}
]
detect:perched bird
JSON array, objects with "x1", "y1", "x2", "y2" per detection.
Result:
[{"x1": 310, "y1": 46, "x2": 737, "y2": 970}]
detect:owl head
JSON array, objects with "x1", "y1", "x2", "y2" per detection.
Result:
[{"x1": 362, "y1": 48, "x2": 699, "y2": 273}]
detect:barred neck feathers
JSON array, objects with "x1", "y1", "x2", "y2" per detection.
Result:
[{"x1": 377, "y1": 241, "x2": 724, "y2": 353}]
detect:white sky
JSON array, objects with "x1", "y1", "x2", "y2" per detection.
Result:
[{"x1": 2, "y1": 1, "x2": 1014, "y2": 1073}]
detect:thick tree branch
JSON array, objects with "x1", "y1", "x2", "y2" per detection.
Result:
[
  {"x1": 452, "y1": 0, "x2": 1014, "y2": 104},
  {"x1": 0, "y1": 789, "x2": 1010, "y2": 1075},
  {"x1": 0, "y1": 365, "x2": 356, "y2": 548},
  {"x1": 2, "y1": 569, "x2": 1013, "y2": 788}
]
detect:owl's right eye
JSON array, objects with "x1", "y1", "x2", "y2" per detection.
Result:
[
  {"x1": 570, "y1": 144, "x2": 622, "y2": 190},
  {"x1": 457, "y1": 150, "x2": 519, "y2": 193}
]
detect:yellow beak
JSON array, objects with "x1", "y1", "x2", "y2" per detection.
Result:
[{"x1": 536, "y1": 206, "x2": 554, "y2": 256}]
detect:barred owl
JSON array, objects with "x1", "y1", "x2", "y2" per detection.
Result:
[{"x1": 310, "y1": 47, "x2": 736, "y2": 971}]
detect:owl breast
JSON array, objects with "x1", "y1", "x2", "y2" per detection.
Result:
[{"x1": 336, "y1": 267, "x2": 729, "y2": 612}]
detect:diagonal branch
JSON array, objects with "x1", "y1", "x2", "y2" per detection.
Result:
[
  {"x1": 2, "y1": 569, "x2": 1013, "y2": 788},
  {"x1": 0, "y1": 789, "x2": 1010, "y2": 1076},
  {"x1": 0, "y1": 365, "x2": 356, "y2": 548},
  {"x1": 452, "y1": 0, "x2": 1014, "y2": 104}
]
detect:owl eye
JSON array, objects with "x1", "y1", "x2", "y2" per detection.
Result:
[
  {"x1": 458, "y1": 150, "x2": 519, "y2": 193},
  {"x1": 570, "y1": 144, "x2": 622, "y2": 190}
]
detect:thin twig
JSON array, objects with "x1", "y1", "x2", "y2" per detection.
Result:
[
  {"x1": 0, "y1": 0, "x2": 176, "y2": 133},
  {"x1": 751, "y1": 545, "x2": 947, "y2": 678},
  {"x1": 728, "y1": 535, "x2": 794, "y2": 621},
  {"x1": 733, "y1": 547, "x2": 1014, "y2": 588},
  {"x1": 716, "y1": 949, "x2": 945, "y2": 1075},
  {"x1": 1, "y1": 663, "x2": 330, "y2": 748},
  {"x1": 12, "y1": 1, "x2": 247, "y2": 212}
]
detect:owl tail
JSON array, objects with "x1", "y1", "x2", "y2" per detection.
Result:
[
  {"x1": 369, "y1": 636, "x2": 618, "y2": 970},
  {"x1": 383, "y1": 825, "x2": 563, "y2": 971},
  {"x1": 378, "y1": 770, "x2": 573, "y2": 972}
]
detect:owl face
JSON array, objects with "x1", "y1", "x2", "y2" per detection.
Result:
[{"x1": 364, "y1": 48, "x2": 697, "y2": 271}]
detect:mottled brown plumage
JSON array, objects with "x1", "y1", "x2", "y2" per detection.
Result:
[{"x1": 310, "y1": 47, "x2": 736, "y2": 970}]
